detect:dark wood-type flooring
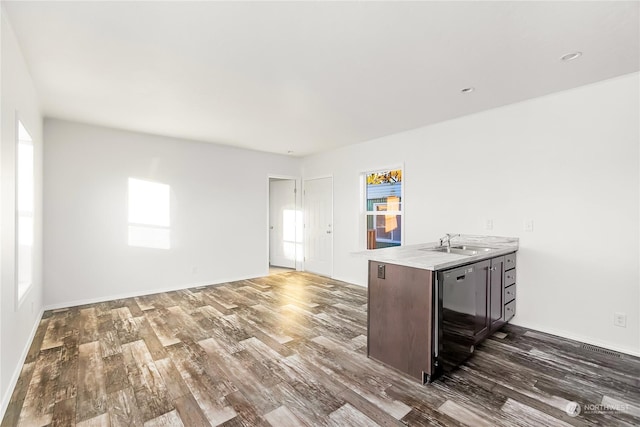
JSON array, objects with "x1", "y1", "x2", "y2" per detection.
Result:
[{"x1": 2, "y1": 272, "x2": 639, "y2": 426}]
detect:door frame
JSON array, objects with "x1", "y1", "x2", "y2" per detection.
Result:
[
  {"x1": 266, "y1": 174, "x2": 302, "y2": 274},
  {"x1": 302, "y1": 175, "x2": 334, "y2": 278}
]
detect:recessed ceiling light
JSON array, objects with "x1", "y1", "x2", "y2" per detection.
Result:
[
  {"x1": 561, "y1": 52, "x2": 582, "y2": 62},
  {"x1": 460, "y1": 87, "x2": 475, "y2": 94}
]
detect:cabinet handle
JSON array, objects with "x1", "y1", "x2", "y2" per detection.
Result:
[{"x1": 488, "y1": 267, "x2": 496, "y2": 271}]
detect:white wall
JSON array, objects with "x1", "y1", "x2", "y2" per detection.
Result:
[
  {"x1": 302, "y1": 73, "x2": 640, "y2": 356},
  {"x1": 0, "y1": 9, "x2": 44, "y2": 415},
  {"x1": 43, "y1": 119, "x2": 300, "y2": 308}
]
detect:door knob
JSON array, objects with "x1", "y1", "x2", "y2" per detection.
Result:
[{"x1": 326, "y1": 230, "x2": 332, "y2": 234}]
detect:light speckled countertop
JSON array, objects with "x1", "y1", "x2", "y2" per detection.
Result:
[{"x1": 356, "y1": 234, "x2": 519, "y2": 271}]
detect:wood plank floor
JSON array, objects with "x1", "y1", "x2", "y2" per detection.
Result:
[{"x1": 2, "y1": 271, "x2": 639, "y2": 426}]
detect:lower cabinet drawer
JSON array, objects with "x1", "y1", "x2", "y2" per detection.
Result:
[
  {"x1": 505, "y1": 284, "x2": 516, "y2": 303},
  {"x1": 505, "y1": 253, "x2": 517, "y2": 269},
  {"x1": 505, "y1": 300, "x2": 516, "y2": 322},
  {"x1": 505, "y1": 269, "x2": 516, "y2": 287}
]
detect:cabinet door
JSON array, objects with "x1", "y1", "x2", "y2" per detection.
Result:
[
  {"x1": 489, "y1": 256, "x2": 505, "y2": 330},
  {"x1": 473, "y1": 260, "x2": 490, "y2": 342},
  {"x1": 368, "y1": 262, "x2": 433, "y2": 381}
]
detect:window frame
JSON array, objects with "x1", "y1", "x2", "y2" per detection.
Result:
[
  {"x1": 372, "y1": 202, "x2": 402, "y2": 244},
  {"x1": 363, "y1": 165, "x2": 404, "y2": 249},
  {"x1": 16, "y1": 118, "x2": 35, "y2": 306},
  {"x1": 127, "y1": 177, "x2": 171, "y2": 250}
]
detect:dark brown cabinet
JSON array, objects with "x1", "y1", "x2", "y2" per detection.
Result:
[
  {"x1": 368, "y1": 262, "x2": 434, "y2": 382},
  {"x1": 504, "y1": 253, "x2": 517, "y2": 322},
  {"x1": 489, "y1": 256, "x2": 505, "y2": 332},
  {"x1": 473, "y1": 260, "x2": 490, "y2": 341},
  {"x1": 468, "y1": 255, "x2": 508, "y2": 342},
  {"x1": 367, "y1": 251, "x2": 517, "y2": 383}
]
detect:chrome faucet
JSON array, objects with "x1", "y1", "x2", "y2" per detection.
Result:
[{"x1": 439, "y1": 233, "x2": 460, "y2": 248}]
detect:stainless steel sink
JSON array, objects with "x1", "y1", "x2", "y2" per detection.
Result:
[
  {"x1": 421, "y1": 245, "x2": 495, "y2": 256},
  {"x1": 440, "y1": 247, "x2": 477, "y2": 255},
  {"x1": 422, "y1": 246, "x2": 476, "y2": 255},
  {"x1": 451, "y1": 245, "x2": 494, "y2": 252}
]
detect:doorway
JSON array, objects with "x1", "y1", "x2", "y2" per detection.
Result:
[
  {"x1": 269, "y1": 178, "x2": 298, "y2": 271},
  {"x1": 303, "y1": 177, "x2": 333, "y2": 277}
]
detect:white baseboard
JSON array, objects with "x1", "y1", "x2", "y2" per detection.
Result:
[
  {"x1": 43, "y1": 274, "x2": 262, "y2": 311},
  {"x1": 0, "y1": 308, "x2": 45, "y2": 422},
  {"x1": 510, "y1": 320, "x2": 640, "y2": 358}
]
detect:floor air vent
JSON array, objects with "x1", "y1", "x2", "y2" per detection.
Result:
[{"x1": 581, "y1": 344, "x2": 621, "y2": 358}]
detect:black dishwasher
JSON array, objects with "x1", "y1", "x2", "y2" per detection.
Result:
[{"x1": 437, "y1": 259, "x2": 490, "y2": 372}]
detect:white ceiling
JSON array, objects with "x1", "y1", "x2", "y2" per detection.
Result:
[{"x1": 3, "y1": 1, "x2": 639, "y2": 156}]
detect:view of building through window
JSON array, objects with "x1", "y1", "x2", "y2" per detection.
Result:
[{"x1": 365, "y1": 169, "x2": 402, "y2": 249}]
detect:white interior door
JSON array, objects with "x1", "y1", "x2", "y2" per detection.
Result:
[
  {"x1": 269, "y1": 179, "x2": 297, "y2": 269},
  {"x1": 304, "y1": 177, "x2": 333, "y2": 276}
]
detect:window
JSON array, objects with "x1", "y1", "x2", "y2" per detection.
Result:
[
  {"x1": 17, "y1": 121, "x2": 34, "y2": 301},
  {"x1": 365, "y1": 169, "x2": 402, "y2": 249},
  {"x1": 128, "y1": 178, "x2": 171, "y2": 249}
]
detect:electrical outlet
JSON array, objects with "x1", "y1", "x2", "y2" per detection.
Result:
[
  {"x1": 614, "y1": 312, "x2": 627, "y2": 328},
  {"x1": 192, "y1": 266, "x2": 198, "y2": 274},
  {"x1": 524, "y1": 219, "x2": 534, "y2": 232},
  {"x1": 485, "y1": 219, "x2": 493, "y2": 230}
]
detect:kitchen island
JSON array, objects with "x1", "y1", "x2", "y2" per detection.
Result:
[{"x1": 361, "y1": 234, "x2": 519, "y2": 383}]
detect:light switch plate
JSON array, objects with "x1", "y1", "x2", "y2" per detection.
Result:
[
  {"x1": 524, "y1": 219, "x2": 534, "y2": 232},
  {"x1": 614, "y1": 312, "x2": 627, "y2": 328},
  {"x1": 485, "y1": 219, "x2": 493, "y2": 230}
]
